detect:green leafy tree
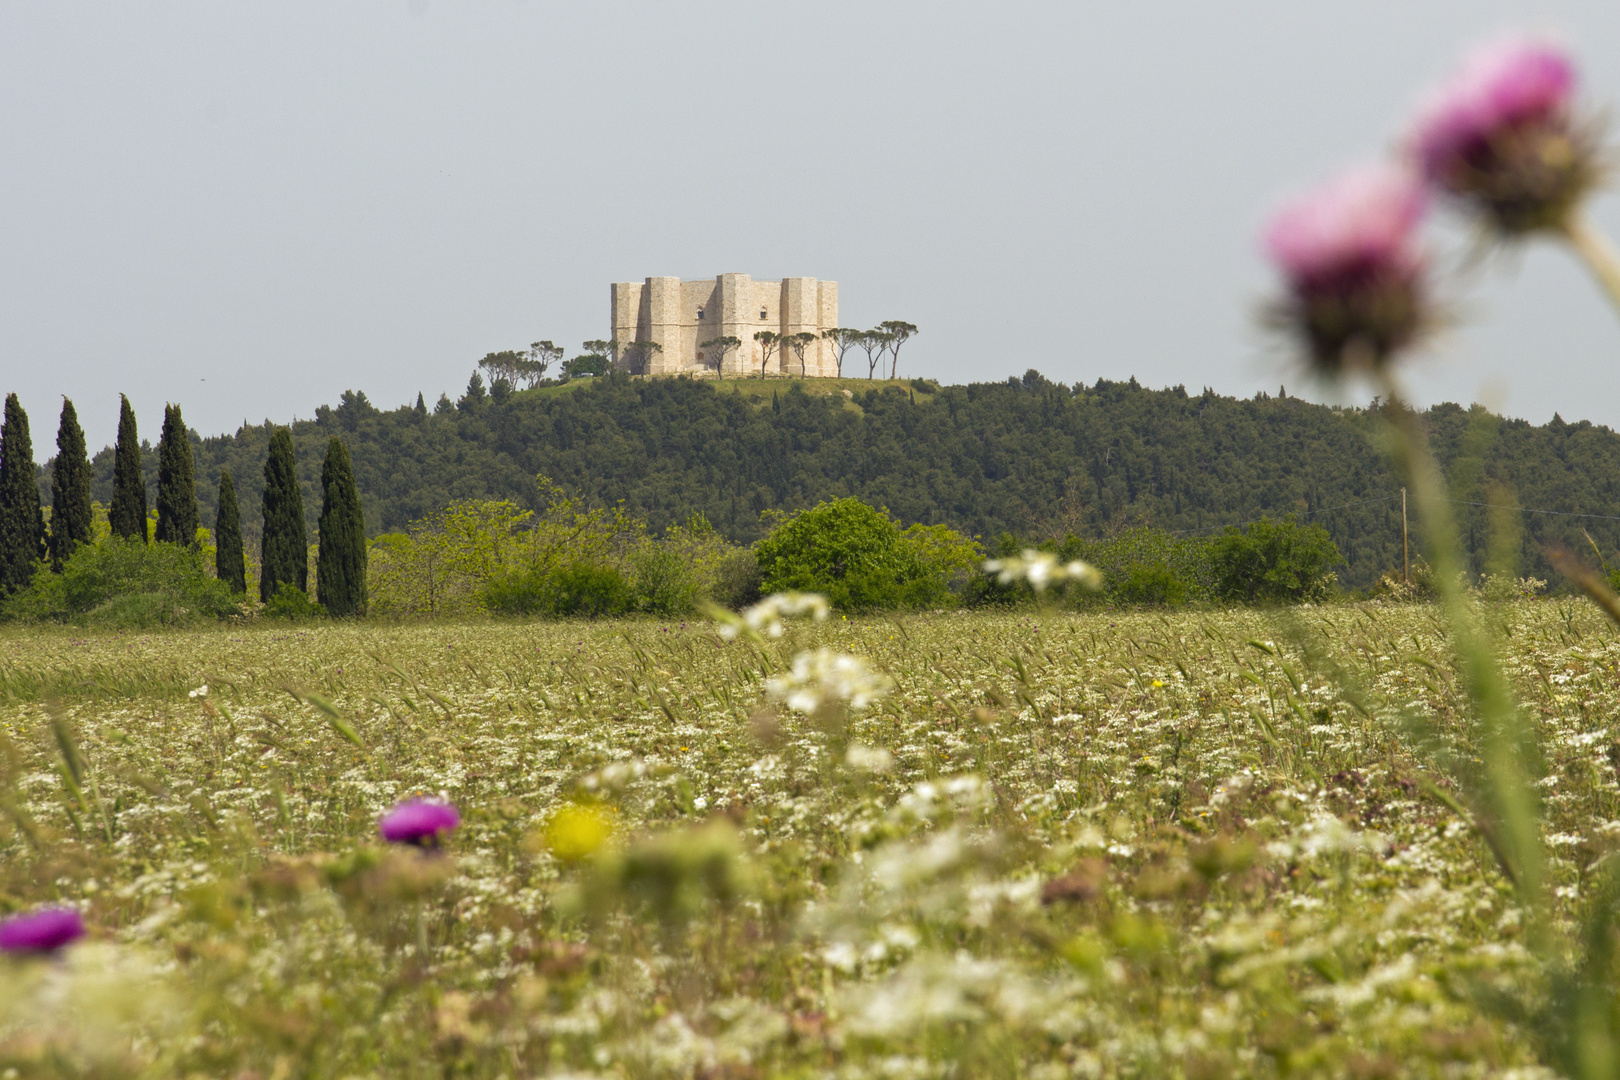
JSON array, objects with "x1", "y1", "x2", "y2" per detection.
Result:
[
  {"x1": 582, "y1": 339, "x2": 619, "y2": 370},
  {"x1": 564, "y1": 354, "x2": 609, "y2": 378},
  {"x1": 753, "y1": 331, "x2": 780, "y2": 378},
  {"x1": 110, "y1": 394, "x2": 147, "y2": 542},
  {"x1": 259, "y1": 427, "x2": 307, "y2": 602},
  {"x1": 753, "y1": 498, "x2": 939, "y2": 611},
  {"x1": 784, "y1": 332, "x2": 818, "y2": 377},
  {"x1": 858, "y1": 331, "x2": 891, "y2": 379},
  {"x1": 49, "y1": 398, "x2": 94, "y2": 569},
  {"x1": 154, "y1": 403, "x2": 199, "y2": 546},
  {"x1": 1207, "y1": 516, "x2": 1341, "y2": 604},
  {"x1": 699, "y1": 335, "x2": 741, "y2": 373},
  {"x1": 316, "y1": 437, "x2": 367, "y2": 616},
  {"x1": 879, "y1": 320, "x2": 918, "y2": 379},
  {"x1": 0, "y1": 393, "x2": 45, "y2": 596},
  {"x1": 822, "y1": 328, "x2": 861, "y2": 377},
  {"x1": 214, "y1": 469, "x2": 246, "y2": 594},
  {"x1": 622, "y1": 340, "x2": 663, "y2": 375}
]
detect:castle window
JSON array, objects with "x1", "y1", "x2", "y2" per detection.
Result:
[
  {"x1": 760, "y1": 310, "x2": 768, "y2": 319},
  {"x1": 697, "y1": 309, "x2": 704, "y2": 320}
]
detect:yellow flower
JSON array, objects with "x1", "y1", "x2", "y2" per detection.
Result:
[
  {"x1": 541, "y1": 804, "x2": 616, "y2": 863},
  {"x1": 1151, "y1": 679, "x2": 1164, "y2": 688}
]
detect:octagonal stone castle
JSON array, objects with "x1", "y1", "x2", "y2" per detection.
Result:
[{"x1": 611, "y1": 274, "x2": 838, "y2": 377}]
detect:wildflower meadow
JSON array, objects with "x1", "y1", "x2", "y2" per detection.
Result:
[{"x1": 10, "y1": 29, "x2": 1620, "y2": 1080}]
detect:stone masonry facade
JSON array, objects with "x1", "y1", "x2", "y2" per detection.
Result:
[{"x1": 610, "y1": 274, "x2": 839, "y2": 378}]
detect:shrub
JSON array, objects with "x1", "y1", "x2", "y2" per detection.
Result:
[
  {"x1": 1207, "y1": 516, "x2": 1341, "y2": 604},
  {"x1": 753, "y1": 499, "x2": 976, "y2": 612},
  {"x1": 1117, "y1": 561, "x2": 1190, "y2": 606},
  {"x1": 482, "y1": 562, "x2": 631, "y2": 618},
  {"x1": 262, "y1": 582, "x2": 325, "y2": 620},
  {"x1": 3, "y1": 535, "x2": 238, "y2": 627},
  {"x1": 547, "y1": 563, "x2": 631, "y2": 617},
  {"x1": 628, "y1": 545, "x2": 698, "y2": 616},
  {"x1": 710, "y1": 552, "x2": 763, "y2": 610}
]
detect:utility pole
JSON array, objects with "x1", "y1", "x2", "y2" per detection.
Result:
[{"x1": 1401, "y1": 487, "x2": 1409, "y2": 586}]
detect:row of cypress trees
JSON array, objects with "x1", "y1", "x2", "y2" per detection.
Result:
[{"x1": 0, "y1": 394, "x2": 367, "y2": 616}]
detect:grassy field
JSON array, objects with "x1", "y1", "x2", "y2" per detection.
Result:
[{"x1": 1, "y1": 600, "x2": 1616, "y2": 1077}]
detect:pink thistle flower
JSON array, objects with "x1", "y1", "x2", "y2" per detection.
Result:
[
  {"x1": 1407, "y1": 36, "x2": 1597, "y2": 233},
  {"x1": 0, "y1": 907, "x2": 85, "y2": 955},
  {"x1": 379, "y1": 798, "x2": 460, "y2": 847},
  {"x1": 1263, "y1": 165, "x2": 1430, "y2": 372}
]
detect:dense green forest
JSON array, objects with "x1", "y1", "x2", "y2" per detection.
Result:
[{"x1": 36, "y1": 371, "x2": 1620, "y2": 591}]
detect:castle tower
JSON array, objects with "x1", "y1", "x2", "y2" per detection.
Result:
[{"x1": 610, "y1": 274, "x2": 839, "y2": 377}]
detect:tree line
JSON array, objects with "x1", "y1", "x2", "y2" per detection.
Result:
[
  {"x1": 0, "y1": 392, "x2": 368, "y2": 618},
  {"x1": 23, "y1": 370, "x2": 1620, "y2": 594}
]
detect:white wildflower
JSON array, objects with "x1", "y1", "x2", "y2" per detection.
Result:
[
  {"x1": 713, "y1": 591, "x2": 830, "y2": 640},
  {"x1": 982, "y1": 550, "x2": 1101, "y2": 593},
  {"x1": 845, "y1": 743, "x2": 896, "y2": 773},
  {"x1": 765, "y1": 649, "x2": 892, "y2": 713},
  {"x1": 188, "y1": 685, "x2": 209, "y2": 699}
]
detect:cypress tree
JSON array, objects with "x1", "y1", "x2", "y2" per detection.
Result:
[
  {"x1": 0, "y1": 394, "x2": 45, "y2": 596},
  {"x1": 316, "y1": 437, "x2": 367, "y2": 616},
  {"x1": 110, "y1": 395, "x2": 147, "y2": 542},
  {"x1": 154, "y1": 403, "x2": 199, "y2": 545},
  {"x1": 260, "y1": 427, "x2": 307, "y2": 602},
  {"x1": 214, "y1": 470, "x2": 246, "y2": 594},
  {"x1": 49, "y1": 398, "x2": 93, "y2": 569}
]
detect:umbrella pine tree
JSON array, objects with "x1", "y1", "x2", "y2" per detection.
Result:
[
  {"x1": 154, "y1": 404, "x2": 199, "y2": 545},
  {"x1": 215, "y1": 469, "x2": 246, "y2": 595},
  {"x1": 259, "y1": 427, "x2": 307, "y2": 602},
  {"x1": 49, "y1": 398, "x2": 93, "y2": 569},
  {"x1": 110, "y1": 395, "x2": 147, "y2": 541},
  {"x1": 0, "y1": 394, "x2": 45, "y2": 596},
  {"x1": 316, "y1": 437, "x2": 367, "y2": 616}
]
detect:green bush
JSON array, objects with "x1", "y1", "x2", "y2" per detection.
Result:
[
  {"x1": 753, "y1": 499, "x2": 973, "y2": 612},
  {"x1": 262, "y1": 582, "x2": 325, "y2": 620},
  {"x1": 1207, "y1": 516, "x2": 1341, "y2": 605},
  {"x1": 628, "y1": 545, "x2": 699, "y2": 616},
  {"x1": 709, "y1": 551, "x2": 763, "y2": 610},
  {"x1": 2, "y1": 536, "x2": 238, "y2": 627},
  {"x1": 1116, "y1": 561, "x2": 1190, "y2": 606},
  {"x1": 547, "y1": 563, "x2": 631, "y2": 617},
  {"x1": 481, "y1": 562, "x2": 631, "y2": 618}
]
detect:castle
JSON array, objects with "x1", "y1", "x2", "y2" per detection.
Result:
[{"x1": 610, "y1": 274, "x2": 839, "y2": 377}]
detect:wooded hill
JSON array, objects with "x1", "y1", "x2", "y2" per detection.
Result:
[{"x1": 41, "y1": 371, "x2": 1620, "y2": 591}]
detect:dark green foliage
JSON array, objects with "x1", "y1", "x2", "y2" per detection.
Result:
[
  {"x1": 3, "y1": 535, "x2": 236, "y2": 627},
  {"x1": 316, "y1": 437, "x2": 367, "y2": 616},
  {"x1": 711, "y1": 551, "x2": 763, "y2": 610},
  {"x1": 1116, "y1": 561, "x2": 1190, "y2": 606},
  {"x1": 262, "y1": 582, "x2": 323, "y2": 620},
  {"x1": 50, "y1": 399, "x2": 94, "y2": 570},
  {"x1": 627, "y1": 545, "x2": 699, "y2": 615},
  {"x1": 0, "y1": 394, "x2": 45, "y2": 596},
  {"x1": 458, "y1": 372, "x2": 487, "y2": 412},
  {"x1": 260, "y1": 427, "x2": 307, "y2": 603},
  {"x1": 482, "y1": 563, "x2": 630, "y2": 617},
  {"x1": 1059, "y1": 527, "x2": 1217, "y2": 607},
  {"x1": 1207, "y1": 516, "x2": 1342, "y2": 604},
  {"x1": 154, "y1": 403, "x2": 199, "y2": 545},
  {"x1": 215, "y1": 470, "x2": 246, "y2": 594},
  {"x1": 44, "y1": 375, "x2": 1620, "y2": 594},
  {"x1": 110, "y1": 394, "x2": 147, "y2": 542},
  {"x1": 564, "y1": 355, "x2": 608, "y2": 378},
  {"x1": 754, "y1": 499, "x2": 938, "y2": 611}
]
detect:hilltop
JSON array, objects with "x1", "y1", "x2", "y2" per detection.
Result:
[{"x1": 42, "y1": 371, "x2": 1620, "y2": 590}]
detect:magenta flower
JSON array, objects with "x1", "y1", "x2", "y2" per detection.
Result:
[
  {"x1": 1263, "y1": 165, "x2": 1430, "y2": 372},
  {"x1": 1407, "y1": 37, "x2": 1595, "y2": 233},
  {"x1": 0, "y1": 907, "x2": 85, "y2": 955},
  {"x1": 379, "y1": 798, "x2": 460, "y2": 847}
]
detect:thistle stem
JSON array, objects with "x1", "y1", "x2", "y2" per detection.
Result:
[
  {"x1": 1562, "y1": 214, "x2": 1620, "y2": 321},
  {"x1": 1374, "y1": 372, "x2": 1548, "y2": 940}
]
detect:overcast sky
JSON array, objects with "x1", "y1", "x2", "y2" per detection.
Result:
[{"x1": 4, "y1": 1, "x2": 1620, "y2": 457}]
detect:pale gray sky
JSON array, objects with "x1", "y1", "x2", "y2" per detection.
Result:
[{"x1": 5, "y1": 1, "x2": 1620, "y2": 456}]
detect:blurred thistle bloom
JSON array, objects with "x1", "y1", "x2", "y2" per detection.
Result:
[
  {"x1": 378, "y1": 798, "x2": 460, "y2": 847},
  {"x1": 1408, "y1": 36, "x2": 1596, "y2": 235},
  {"x1": 1263, "y1": 164, "x2": 1430, "y2": 374},
  {"x1": 0, "y1": 906, "x2": 85, "y2": 955},
  {"x1": 711, "y1": 591, "x2": 830, "y2": 640},
  {"x1": 766, "y1": 649, "x2": 894, "y2": 714},
  {"x1": 983, "y1": 549, "x2": 1102, "y2": 593}
]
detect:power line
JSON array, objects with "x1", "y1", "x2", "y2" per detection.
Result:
[{"x1": 1444, "y1": 499, "x2": 1620, "y2": 524}]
